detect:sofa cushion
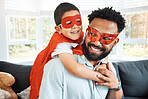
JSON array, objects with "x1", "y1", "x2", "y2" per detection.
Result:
[
  {"x1": 114, "y1": 60, "x2": 148, "y2": 98},
  {"x1": 0, "y1": 61, "x2": 32, "y2": 93},
  {"x1": 125, "y1": 97, "x2": 148, "y2": 99}
]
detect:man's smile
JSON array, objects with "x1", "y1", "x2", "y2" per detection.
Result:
[
  {"x1": 90, "y1": 46, "x2": 102, "y2": 52},
  {"x1": 88, "y1": 43, "x2": 105, "y2": 53}
]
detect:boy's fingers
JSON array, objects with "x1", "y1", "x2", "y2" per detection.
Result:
[
  {"x1": 95, "y1": 66, "x2": 106, "y2": 72},
  {"x1": 98, "y1": 69, "x2": 111, "y2": 77},
  {"x1": 95, "y1": 68, "x2": 99, "y2": 71},
  {"x1": 95, "y1": 63, "x2": 107, "y2": 71}
]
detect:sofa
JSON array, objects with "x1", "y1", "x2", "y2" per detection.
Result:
[
  {"x1": 0, "y1": 59, "x2": 148, "y2": 99},
  {"x1": 113, "y1": 60, "x2": 148, "y2": 99},
  {"x1": 0, "y1": 61, "x2": 32, "y2": 99}
]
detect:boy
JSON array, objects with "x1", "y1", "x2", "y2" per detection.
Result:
[{"x1": 30, "y1": 2, "x2": 107, "y2": 99}]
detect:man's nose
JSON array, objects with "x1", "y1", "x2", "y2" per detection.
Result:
[{"x1": 94, "y1": 41, "x2": 102, "y2": 46}]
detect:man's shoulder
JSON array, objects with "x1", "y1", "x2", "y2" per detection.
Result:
[
  {"x1": 44, "y1": 55, "x2": 82, "y2": 70},
  {"x1": 48, "y1": 55, "x2": 80, "y2": 63},
  {"x1": 47, "y1": 57, "x2": 62, "y2": 65},
  {"x1": 44, "y1": 58, "x2": 64, "y2": 71}
]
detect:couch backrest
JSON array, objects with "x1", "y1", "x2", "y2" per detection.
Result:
[
  {"x1": 0, "y1": 61, "x2": 32, "y2": 93},
  {"x1": 113, "y1": 60, "x2": 148, "y2": 98}
]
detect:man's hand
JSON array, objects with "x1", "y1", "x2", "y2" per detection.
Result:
[
  {"x1": 95, "y1": 62, "x2": 119, "y2": 89},
  {"x1": 95, "y1": 63, "x2": 107, "y2": 71}
]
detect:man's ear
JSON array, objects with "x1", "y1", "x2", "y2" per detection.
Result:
[
  {"x1": 55, "y1": 26, "x2": 62, "y2": 34},
  {"x1": 113, "y1": 38, "x2": 119, "y2": 47}
]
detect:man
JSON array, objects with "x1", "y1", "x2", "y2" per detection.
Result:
[{"x1": 39, "y1": 7, "x2": 125, "y2": 99}]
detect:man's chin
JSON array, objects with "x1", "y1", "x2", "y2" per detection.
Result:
[
  {"x1": 88, "y1": 51, "x2": 109, "y2": 61},
  {"x1": 85, "y1": 47, "x2": 111, "y2": 61}
]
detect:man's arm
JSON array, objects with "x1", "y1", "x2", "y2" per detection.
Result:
[
  {"x1": 95, "y1": 62, "x2": 123, "y2": 99},
  {"x1": 106, "y1": 89, "x2": 123, "y2": 99},
  {"x1": 39, "y1": 58, "x2": 64, "y2": 99}
]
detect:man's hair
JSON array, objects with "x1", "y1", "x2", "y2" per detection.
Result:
[
  {"x1": 88, "y1": 7, "x2": 125, "y2": 33},
  {"x1": 54, "y1": 2, "x2": 80, "y2": 26}
]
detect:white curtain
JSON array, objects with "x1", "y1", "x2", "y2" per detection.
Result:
[
  {"x1": 124, "y1": 0, "x2": 148, "y2": 9},
  {"x1": 6, "y1": 0, "x2": 40, "y2": 11},
  {"x1": 5, "y1": 0, "x2": 148, "y2": 12},
  {"x1": 40, "y1": 0, "x2": 120, "y2": 11}
]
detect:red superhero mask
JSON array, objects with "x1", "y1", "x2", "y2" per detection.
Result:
[
  {"x1": 61, "y1": 14, "x2": 82, "y2": 28},
  {"x1": 87, "y1": 26, "x2": 119, "y2": 45}
]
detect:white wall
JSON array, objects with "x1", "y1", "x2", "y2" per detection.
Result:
[
  {"x1": 41, "y1": 0, "x2": 120, "y2": 11},
  {"x1": 0, "y1": 0, "x2": 8, "y2": 61}
]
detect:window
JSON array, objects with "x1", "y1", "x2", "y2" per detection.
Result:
[
  {"x1": 2, "y1": 0, "x2": 147, "y2": 63},
  {"x1": 42, "y1": 17, "x2": 55, "y2": 48},
  {"x1": 7, "y1": 16, "x2": 37, "y2": 59},
  {"x1": 123, "y1": 11, "x2": 148, "y2": 58},
  {"x1": 110, "y1": 5, "x2": 148, "y2": 61}
]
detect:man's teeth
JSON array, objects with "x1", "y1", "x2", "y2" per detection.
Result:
[{"x1": 91, "y1": 46, "x2": 100, "y2": 52}]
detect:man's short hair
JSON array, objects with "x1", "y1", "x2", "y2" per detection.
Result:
[
  {"x1": 54, "y1": 2, "x2": 80, "y2": 26},
  {"x1": 88, "y1": 7, "x2": 125, "y2": 33}
]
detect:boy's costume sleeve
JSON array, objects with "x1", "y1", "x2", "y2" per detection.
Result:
[
  {"x1": 51, "y1": 42, "x2": 78, "y2": 58},
  {"x1": 29, "y1": 31, "x2": 84, "y2": 99}
]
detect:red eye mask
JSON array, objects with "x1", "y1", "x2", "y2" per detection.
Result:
[
  {"x1": 61, "y1": 14, "x2": 82, "y2": 28},
  {"x1": 87, "y1": 26, "x2": 119, "y2": 45}
]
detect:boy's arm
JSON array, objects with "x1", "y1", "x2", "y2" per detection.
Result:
[{"x1": 59, "y1": 53, "x2": 104, "y2": 82}]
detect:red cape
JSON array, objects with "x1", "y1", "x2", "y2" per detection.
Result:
[{"x1": 30, "y1": 31, "x2": 83, "y2": 99}]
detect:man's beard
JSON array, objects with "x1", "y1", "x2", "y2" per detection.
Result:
[{"x1": 82, "y1": 41, "x2": 112, "y2": 61}]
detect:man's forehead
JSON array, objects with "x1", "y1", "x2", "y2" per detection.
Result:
[{"x1": 89, "y1": 18, "x2": 118, "y2": 34}]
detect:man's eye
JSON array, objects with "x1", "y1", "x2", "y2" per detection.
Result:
[
  {"x1": 76, "y1": 18, "x2": 80, "y2": 22},
  {"x1": 102, "y1": 37, "x2": 112, "y2": 40},
  {"x1": 66, "y1": 21, "x2": 72, "y2": 25},
  {"x1": 90, "y1": 32, "x2": 97, "y2": 37}
]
